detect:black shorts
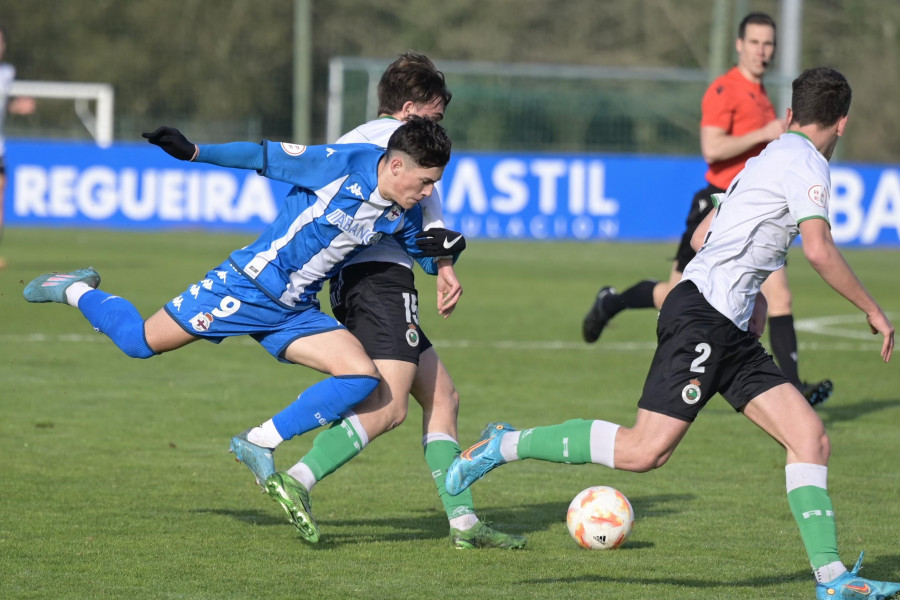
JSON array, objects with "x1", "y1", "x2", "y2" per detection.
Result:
[
  {"x1": 329, "y1": 262, "x2": 432, "y2": 364},
  {"x1": 673, "y1": 183, "x2": 725, "y2": 272},
  {"x1": 637, "y1": 281, "x2": 789, "y2": 422}
]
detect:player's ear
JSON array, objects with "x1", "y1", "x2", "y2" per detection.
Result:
[
  {"x1": 836, "y1": 114, "x2": 849, "y2": 137},
  {"x1": 785, "y1": 107, "x2": 794, "y2": 128},
  {"x1": 390, "y1": 154, "x2": 404, "y2": 176}
]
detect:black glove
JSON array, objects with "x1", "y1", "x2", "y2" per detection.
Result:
[
  {"x1": 414, "y1": 227, "x2": 467, "y2": 257},
  {"x1": 142, "y1": 126, "x2": 197, "y2": 161}
]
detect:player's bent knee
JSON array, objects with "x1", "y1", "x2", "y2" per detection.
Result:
[
  {"x1": 617, "y1": 446, "x2": 674, "y2": 473},
  {"x1": 629, "y1": 454, "x2": 670, "y2": 473},
  {"x1": 112, "y1": 320, "x2": 157, "y2": 358},
  {"x1": 429, "y1": 387, "x2": 460, "y2": 413},
  {"x1": 318, "y1": 375, "x2": 381, "y2": 423},
  {"x1": 340, "y1": 357, "x2": 380, "y2": 379},
  {"x1": 797, "y1": 431, "x2": 830, "y2": 464}
]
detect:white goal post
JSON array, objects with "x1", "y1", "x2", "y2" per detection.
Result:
[{"x1": 9, "y1": 80, "x2": 115, "y2": 147}]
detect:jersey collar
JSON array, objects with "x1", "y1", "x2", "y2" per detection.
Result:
[{"x1": 786, "y1": 130, "x2": 812, "y2": 142}]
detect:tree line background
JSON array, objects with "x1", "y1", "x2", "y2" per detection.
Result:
[{"x1": 3, "y1": 0, "x2": 899, "y2": 161}]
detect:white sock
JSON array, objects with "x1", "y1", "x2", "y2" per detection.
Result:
[
  {"x1": 449, "y1": 513, "x2": 479, "y2": 531},
  {"x1": 815, "y1": 561, "x2": 847, "y2": 584},
  {"x1": 589, "y1": 419, "x2": 620, "y2": 468},
  {"x1": 247, "y1": 419, "x2": 283, "y2": 449},
  {"x1": 65, "y1": 282, "x2": 94, "y2": 307},
  {"x1": 499, "y1": 431, "x2": 521, "y2": 462},
  {"x1": 422, "y1": 432, "x2": 457, "y2": 446},
  {"x1": 286, "y1": 462, "x2": 318, "y2": 492},
  {"x1": 343, "y1": 411, "x2": 370, "y2": 447}
]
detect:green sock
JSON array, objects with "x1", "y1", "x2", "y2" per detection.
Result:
[
  {"x1": 787, "y1": 485, "x2": 840, "y2": 569},
  {"x1": 300, "y1": 419, "x2": 365, "y2": 481},
  {"x1": 424, "y1": 438, "x2": 475, "y2": 520},
  {"x1": 516, "y1": 419, "x2": 594, "y2": 463}
]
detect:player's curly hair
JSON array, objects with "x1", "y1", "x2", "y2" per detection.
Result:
[
  {"x1": 377, "y1": 52, "x2": 452, "y2": 116},
  {"x1": 386, "y1": 115, "x2": 451, "y2": 169},
  {"x1": 790, "y1": 67, "x2": 852, "y2": 127}
]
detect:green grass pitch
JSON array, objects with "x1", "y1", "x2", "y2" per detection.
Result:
[{"x1": 1, "y1": 228, "x2": 898, "y2": 599}]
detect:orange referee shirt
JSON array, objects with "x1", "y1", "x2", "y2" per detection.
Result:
[{"x1": 700, "y1": 66, "x2": 776, "y2": 190}]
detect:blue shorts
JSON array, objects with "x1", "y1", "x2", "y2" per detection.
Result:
[{"x1": 164, "y1": 261, "x2": 345, "y2": 362}]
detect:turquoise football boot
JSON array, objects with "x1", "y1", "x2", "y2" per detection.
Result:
[
  {"x1": 815, "y1": 552, "x2": 900, "y2": 599},
  {"x1": 229, "y1": 429, "x2": 275, "y2": 490},
  {"x1": 24, "y1": 268, "x2": 100, "y2": 303}
]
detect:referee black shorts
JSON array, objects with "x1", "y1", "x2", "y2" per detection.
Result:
[
  {"x1": 637, "y1": 281, "x2": 789, "y2": 422},
  {"x1": 329, "y1": 261, "x2": 432, "y2": 364},
  {"x1": 673, "y1": 183, "x2": 726, "y2": 272}
]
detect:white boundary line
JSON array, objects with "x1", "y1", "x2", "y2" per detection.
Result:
[{"x1": 0, "y1": 316, "x2": 886, "y2": 353}]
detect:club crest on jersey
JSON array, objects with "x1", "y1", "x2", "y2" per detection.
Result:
[
  {"x1": 405, "y1": 325, "x2": 420, "y2": 347},
  {"x1": 807, "y1": 184, "x2": 827, "y2": 207},
  {"x1": 189, "y1": 311, "x2": 214, "y2": 332},
  {"x1": 681, "y1": 378, "x2": 702, "y2": 405},
  {"x1": 280, "y1": 142, "x2": 306, "y2": 156},
  {"x1": 386, "y1": 204, "x2": 402, "y2": 221},
  {"x1": 326, "y1": 208, "x2": 381, "y2": 244}
]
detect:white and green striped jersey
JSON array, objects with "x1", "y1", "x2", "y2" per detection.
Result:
[{"x1": 682, "y1": 131, "x2": 831, "y2": 331}]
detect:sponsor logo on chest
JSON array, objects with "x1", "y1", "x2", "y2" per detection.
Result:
[{"x1": 326, "y1": 208, "x2": 383, "y2": 245}]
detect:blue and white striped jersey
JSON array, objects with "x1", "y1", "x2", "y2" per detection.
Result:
[
  {"x1": 222, "y1": 141, "x2": 437, "y2": 310},
  {"x1": 335, "y1": 117, "x2": 446, "y2": 270}
]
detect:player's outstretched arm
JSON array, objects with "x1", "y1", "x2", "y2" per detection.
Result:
[
  {"x1": 143, "y1": 126, "x2": 198, "y2": 161},
  {"x1": 143, "y1": 126, "x2": 264, "y2": 171},
  {"x1": 800, "y1": 218, "x2": 894, "y2": 362}
]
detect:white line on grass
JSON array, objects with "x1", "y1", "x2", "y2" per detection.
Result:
[{"x1": 2, "y1": 313, "x2": 887, "y2": 354}]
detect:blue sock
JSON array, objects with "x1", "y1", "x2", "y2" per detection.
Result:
[
  {"x1": 272, "y1": 375, "x2": 379, "y2": 440},
  {"x1": 78, "y1": 290, "x2": 156, "y2": 359}
]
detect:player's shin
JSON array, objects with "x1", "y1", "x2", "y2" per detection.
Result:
[
  {"x1": 785, "y1": 463, "x2": 845, "y2": 582},
  {"x1": 272, "y1": 375, "x2": 378, "y2": 440},
  {"x1": 424, "y1": 434, "x2": 476, "y2": 524},
  {"x1": 294, "y1": 412, "x2": 369, "y2": 485},
  {"x1": 516, "y1": 419, "x2": 618, "y2": 467},
  {"x1": 77, "y1": 290, "x2": 156, "y2": 358}
]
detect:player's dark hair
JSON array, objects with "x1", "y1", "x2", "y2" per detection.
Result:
[
  {"x1": 386, "y1": 115, "x2": 451, "y2": 168},
  {"x1": 738, "y1": 12, "x2": 776, "y2": 39},
  {"x1": 790, "y1": 67, "x2": 852, "y2": 127},
  {"x1": 377, "y1": 51, "x2": 452, "y2": 116}
]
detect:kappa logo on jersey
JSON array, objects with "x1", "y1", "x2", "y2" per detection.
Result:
[
  {"x1": 326, "y1": 147, "x2": 336, "y2": 157},
  {"x1": 189, "y1": 311, "x2": 214, "y2": 332},
  {"x1": 386, "y1": 204, "x2": 402, "y2": 221},
  {"x1": 807, "y1": 184, "x2": 827, "y2": 208},
  {"x1": 345, "y1": 182, "x2": 365, "y2": 199},
  {"x1": 681, "y1": 378, "x2": 702, "y2": 405},
  {"x1": 280, "y1": 142, "x2": 306, "y2": 156},
  {"x1": 326, "y1": 208, "x2": 382, "y2": 244}
]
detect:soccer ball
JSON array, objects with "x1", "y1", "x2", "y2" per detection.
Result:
[{"x1": 566, "y1": 485, "x2": 634, "y2": 550}]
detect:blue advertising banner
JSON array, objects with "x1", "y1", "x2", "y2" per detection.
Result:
[{"x1": 5, "y1": 140, "x2": 900, "y2": 246}]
